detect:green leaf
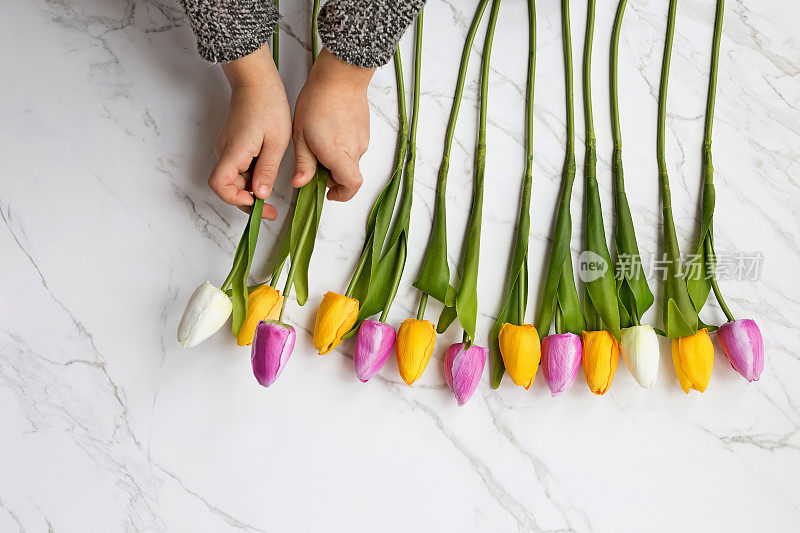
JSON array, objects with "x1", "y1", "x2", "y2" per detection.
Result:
[
  {"x1": 232, "y1": 199, "x2": 263, "y2": 335},
  {"x1": 583, "y1": 140, "x2": 621, "y2": 338},
  {"x1": 558, "y1": 258, "x2": 586, "y2": 335},
  {"x1": 289, "y1": 167, "x2": 326, "y2": 306},
  {"x1": 413, "y1": 0, "x2": 491, "y2": 304},
  {"x1": 437, "y1": 305, "x2": 458, "y2": 334},
  {"x1": 686, "y1": 161, "x2": 715, "y2": 312}
]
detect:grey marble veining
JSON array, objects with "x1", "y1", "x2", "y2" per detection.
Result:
[{"x1": 1, "y1": 0, "x2": 799, "y2": 531}]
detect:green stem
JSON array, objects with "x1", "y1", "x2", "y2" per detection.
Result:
[
  {"x1": 704, "y1": 0, "x2": 723, "y2": 146},
  {"x1": 452, "y1": 0, "x2": 501, "y2": 341},
  {"x1": 583, "y1": 0, "x2": 595, "y2": 139},
  {"x1": 658, "y1": 0, "x2": 679, "y2": 262},
  {"x1": 311, "y1": 0, "x2": 321, "y2": 60},
  {"x1": 416, "y1": 293, "x2": 428, "y2": 320},
  {"x1": 414, "y1": 0, "x2": 491, "y2": 302},
  {"x1": 221, "y1": 228, "x2": 248, "y2": 291},
  {"x1": 379, "y1": 241, "x2": 407, "y2": 323},
  {"x1": 279, "y1": 211, "x2": 315, "y2": 322},
  {"x1": 345, "y1": 237, "x2": 371, "y2": 297},
  {"x1": 517, "y1": 261, "x2": 527, "y2": 323},
  {"x1": 346, "y1": 50, "x2": 408, "y2": 297},
  {"x1": 379, "y1": 11, "x2": 423, "y2": 321},
  {"x1": 555, "y1": 305, "x2": 564, "y2": 335},
  {"x1": 610, "y1": 0, "x2": 625, "y2": 149},
  {"x1": 704, "y1": 0, "x2": 733, "y2": 322}
]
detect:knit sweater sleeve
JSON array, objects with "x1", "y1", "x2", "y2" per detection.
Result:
[
  {"x1": 178, "y1": 0, "x2": 279, "y2": 63},
  {"x1": 317, "y1": 0, "x2": 426, "y2": 68}
]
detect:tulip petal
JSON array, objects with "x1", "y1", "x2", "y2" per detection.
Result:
[
  {"x1": 620, "y1": 325, "x2": 660, "y2": 389},
  {"x1": 541, "y1": 333, "x2": 582, "y2": 396},
  {"x1": 444, "y1": 343, "x2": 487, "y2": 406},
  {"x1": 313, "y1": 292, "x2": 359, "y2": 355},
  {"x1": 717, "y1": 319, "x2": 763, "y2": 382},
  {"x1": 177, "y1": 282, "x2": 233, "y2": 347},
  {"x1": 353, "y1": 319, "x2": 396, "y2": 382},
  {"x1": 251, "y1": 321, "x2": 295, "y2": 387}
]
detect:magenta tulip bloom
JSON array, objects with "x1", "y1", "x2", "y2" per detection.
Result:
[
  {"x1": 541, "y1": 333, "x2": 582, "y2": 396},
  {"x1": 353, "y1": 319, "x2": 396, "y2": 382},
  {"x1": 444, "y1": 343, "x2": 487, "y2": 406},
  {"x1": 717, "y1": 319, "x2": 764, "y2": 382},
  {"x1": 251, "y1": 320, "x2": 295, "y2": 387}
]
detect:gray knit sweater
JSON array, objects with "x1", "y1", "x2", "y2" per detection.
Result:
[{"x1": 179, "y1": 0, "x2": 426, "y2": 68}]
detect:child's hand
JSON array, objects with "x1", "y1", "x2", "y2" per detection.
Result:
[
  {"x1": 209, "y1": 47, "x2": 291, "y2": 220},
  {"x1": 291, "y1": 48, "x2": 376, "y2": 202}
]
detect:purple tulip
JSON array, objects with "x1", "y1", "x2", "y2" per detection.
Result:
[
  {"x1": 444, "y1": 343, "x2": 487, "y2": 406},
  {"x1": 541, "y1": 333, "x2": 582, "y2": 396},
  {"x1": 353, "y1": 319, "x2": 396, "y2": 382},
  {"x1": 251, "y1": 320, "x2": 295, "y2": 387},
  {"x1": 717, "y1": 319, "x2": 764, "y2": 382}
]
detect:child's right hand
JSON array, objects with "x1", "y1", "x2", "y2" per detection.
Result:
[{"x1": 209, "y1": 47, "x2": 291, "y2": 220}]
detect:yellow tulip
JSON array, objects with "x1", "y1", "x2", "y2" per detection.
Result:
[
  {"x1": 236, "y1": 285, "x2": 283, "y2": 346},
  {"x1": 498, "y1": 323, "x2": 541, "y2": 389},
  {"x1": 581, "y1": 330, "x2": 619, "y2": 395},
  {"x1": 672, "y1": 328, "x2": 714, "y2": 393},
  {"x1": 395, "y1": 318, "x2": 436, "y2": 385},
  {"x1": 313, "y1": 292, "x2": 359, "y2": 355}
]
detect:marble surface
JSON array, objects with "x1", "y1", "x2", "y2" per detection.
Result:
[{"x1": 2, "y1": 0, "x2": 799, "y2": 531}]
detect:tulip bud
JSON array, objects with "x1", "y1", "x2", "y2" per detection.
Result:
[
  {"x1": 353, "y1": 319, "x2": 396, "y2": 382},
  {"x1": 498, "y1": 323, "x2": 541, "y2": 389},
  {"x1": 236, "y1": 285, "x2": 283, "y2": 346},
  {"x1": 177, "y1": 281, "x2": 232, "y2": 347},
  {"x1": 251, "y1": 320, "x2": 295, "y2": 387},
  {"x1": 717, "y1": 319, "x2": 763, "y2": 382},
  {"x1": 581, "y1": 330, "x2": 620, "y2": 395},
  {"x1": 671, "y1": 328, "x2": 714, "y2": 393},
  {"x1": 541, "y1": 333, "x2": 582, "y2": 396},
  {"x1": 395, "y1": 318, "x2": 436, "y2": 385},
  {"x1": 444, "y1": 343, "x2": 487, "y2": 406},
  {"x1": 313, "y1": 292, "x2": 359, "y2": 355},
  {"x1": 619, "y1": 325, "x2": 660, "y2": 389}
]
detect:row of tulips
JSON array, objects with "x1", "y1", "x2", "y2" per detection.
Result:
[{"x1": 178, "y1": 0, "x2": 764, "y2": 404}]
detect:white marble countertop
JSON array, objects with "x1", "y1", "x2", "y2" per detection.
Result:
[{"x1": 2, "y1": 0, "x2": 799, "y2": 531}]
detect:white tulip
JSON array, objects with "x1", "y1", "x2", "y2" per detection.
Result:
[
  {"x1": 619, "y1": 325, "x2": 660, "y2": 388},
  {"x1": 177, "y1": 281, "x2": 232, "y2": 347}
]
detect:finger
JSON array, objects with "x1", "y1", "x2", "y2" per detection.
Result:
[
  {"x1": 322, "y1": 151, "x2": 363, "y2": 202},
  {"x1": 291, "y1": 135, "x2": 318, "y2": 188},
  {"x1": 252, "y1": 135, "x2": 288, "y2": 200},
  {"x1": 209, "y1": 150, "x2": 255, "y2": 206},
  {"x1": 237, "y1": 203, "x2": 278, "y2": 220}
]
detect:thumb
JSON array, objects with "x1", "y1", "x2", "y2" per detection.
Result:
[{"x1": 291, "y1": 135, "x2": 318, "y2": 188}]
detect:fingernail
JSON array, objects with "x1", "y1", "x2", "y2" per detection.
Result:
[{"x1": 257, "y1": 185, "x2": 270, "y2": 198}]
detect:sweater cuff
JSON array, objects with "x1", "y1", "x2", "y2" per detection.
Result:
[
  {"x1": 181, "y1": 0, "x2": 279, "y2": 63},
  {"x1": 317, "y1": 0, "x2": 425, "y2": 68}
]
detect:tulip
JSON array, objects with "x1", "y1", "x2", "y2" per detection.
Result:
[
  {"x1": 619, "y1": 325, "x2": 660, "y2": 389},
  {"x1": 395, "y1": 318, "x2": 436, "y2": 385},
  {"x1": 177, "y1": 281, "x2": 232, "y2": 347},
  {"x1": 236, "y1": 285, "x2": 283, "y2": 346},
  {"x1": 672, "y1": 328, "x2": 714, "y2": 393},
  {"x1": 498, "y1": 323, "x2": 541, "y2": 389},
  {"x1": 717, "y1": 319, "x2": 763, "y2": 382},
  {"x1": 541, "y1": 333, "x2": 582, "y2": 396},
  {"x1": 444, "y1": 343, "x2": 487, "y2": 406},
  {"x1": 353, "y1": 319, "x2": 396, "y2": 382},
  {"x1": 581, "y1": 330, "x2": 620, "y2": 395},
  {"x1": 313, "y1": 292, "x2": 359, "y2": 355},
  {"x1": 251, "y1": 320, "x2": 295, "y2": 387}
]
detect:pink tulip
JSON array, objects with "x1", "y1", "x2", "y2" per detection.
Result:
[
  {"x1": 444, "y1": 343, "x2": 487, "y2": 406},
  {"x1": 717, "y1": 319, "x2": 764, "y2": 382},
  {"x1": 541, "y1": 333, "x2": 582, "y2": 396},
  {"x1": 251, "y1": 320, "x2": 295, "y2": 387},
  {"x1": 353, "y1": 319, "x2": 396, "y2": 382}
]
